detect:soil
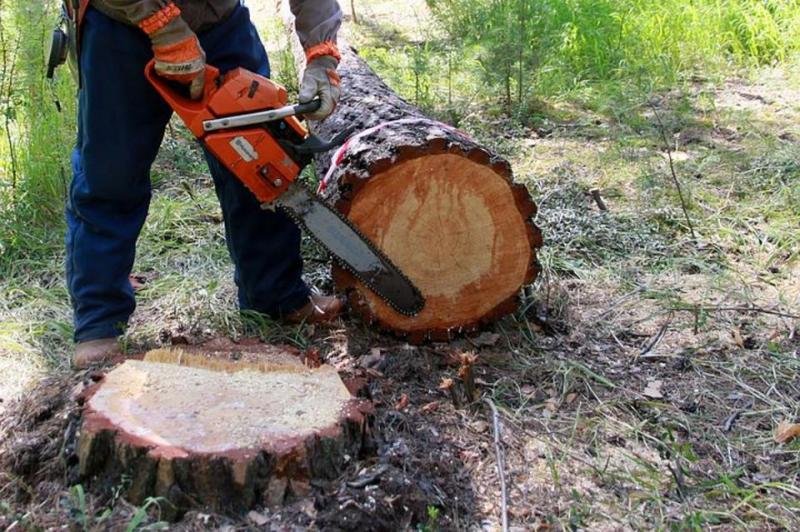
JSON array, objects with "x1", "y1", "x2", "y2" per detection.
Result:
[{"x1": 0, "y1": 333, "x2": 485, "y2": 530}]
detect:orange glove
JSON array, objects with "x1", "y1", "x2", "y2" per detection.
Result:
[
  {"x1": 152, "y1": 35, "x2": 206, "y2": 100},
  {"x1": 139, "y1": 3, "x2": 206, "y2": 100}
]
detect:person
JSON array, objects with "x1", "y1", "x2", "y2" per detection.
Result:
[{"x1": 67, "y1": 0, "x2": 345, "y2": 368}]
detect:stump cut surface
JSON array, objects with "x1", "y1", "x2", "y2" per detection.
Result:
[
  {"x1": 85, "y1": 360, "x2": 351, "y2": 456},
  {"x1": 77, "y1": 345, "x2": 372, "y2": 516}
]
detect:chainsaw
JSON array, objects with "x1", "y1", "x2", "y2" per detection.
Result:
[{"x1": 145, "y1": 62, "x2": 425, "y2": 316}]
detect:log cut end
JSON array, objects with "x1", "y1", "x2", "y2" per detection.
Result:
[
  {"x1": 327, "y1": 121, "x2": 542, "y2": 341},
  {"x1": 77, "y1": 345, "x2": 371, "y2": 517}
]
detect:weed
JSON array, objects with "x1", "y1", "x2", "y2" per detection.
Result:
[
  {"x1": 417, "y1": 505, "x2": 441, "y2": 531},
  {"x1": 126, "y1": 497, "x2": 168, "y2": 531}
]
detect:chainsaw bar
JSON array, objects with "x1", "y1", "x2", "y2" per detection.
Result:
[{"x1": 277, "y1": 182, "x2": 425, "y2": 316}]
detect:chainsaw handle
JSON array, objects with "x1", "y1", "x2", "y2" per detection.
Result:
[
  {"x1": 145, "y1": 60, "x2": 220, "y2": 134},
  {"x1": 293, "y1": 98, "x2": 322, "y2": 117}
]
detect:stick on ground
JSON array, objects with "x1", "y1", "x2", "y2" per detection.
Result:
[{"x1": 483, "y1": 398, "x2": 509, "y2": 532}]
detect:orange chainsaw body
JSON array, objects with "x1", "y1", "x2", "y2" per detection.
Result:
[{"x1": 145, "y1": 62, "x2": 307, "y2": 204}]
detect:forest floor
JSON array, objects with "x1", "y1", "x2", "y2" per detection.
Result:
[{"x1": 2, "y1": 2, "x2": 800, "y2": 530}]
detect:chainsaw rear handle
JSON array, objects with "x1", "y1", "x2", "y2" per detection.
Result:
[{"x1": 144, "y1": 60, "x2": 220, "y2": 111}]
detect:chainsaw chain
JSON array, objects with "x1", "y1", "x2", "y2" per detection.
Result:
[{"x1": 278, "y1": 182, "x2": 424, "y2": 317}]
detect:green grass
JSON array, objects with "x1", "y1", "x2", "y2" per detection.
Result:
[
  {"x1": 0, "y1": 1, "x2": 75, "y2": 273},
  {"x1": 344, "y1": 6, "x2": 800, "y2": 526},
  {"x1": 360, "y1": 0, "x2": 800, "y2": 119}
]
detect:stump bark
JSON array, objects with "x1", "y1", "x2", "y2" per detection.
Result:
[
  {"x1": 281, "y1": 4, "x2": 543, "y2": 342},
  {"x1": 76, "y1": 342, "x2": 372, "y2": 518}
]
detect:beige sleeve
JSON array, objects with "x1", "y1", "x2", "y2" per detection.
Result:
[
  {"x1": 90, "y1": 0, "x2": 195, "y2": 46},
  {"x1": 289, "y1": 0, "x2": 342, "y2": 50}
]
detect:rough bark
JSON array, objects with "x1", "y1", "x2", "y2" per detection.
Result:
[
  {"x1": 76, "y1": 342, "x2": 372, "y2": 519},
  {"x1": 280, "y1": 3, "x2": 543, "y2": 341}
]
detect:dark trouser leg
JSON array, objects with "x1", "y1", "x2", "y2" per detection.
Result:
[
  {"x1": 199, "y1": 5, "x2": 310, "y2": 317},
  {"x1": 66, "y1": 9, "x2": 171, "y2": 342}
]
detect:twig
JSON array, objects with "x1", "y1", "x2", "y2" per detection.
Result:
[
  {"x1": 483, "y1": 398, "x2": 509, "y2": 532},
  {"x1": 669, "y1": 305, "x2": 800, "y2": 320},
  {"x1": 594, "y1": 285, "x2": 646, "y2": 321},
  {"x1": 637, "y1": 311, "x2": 673, "y2": 358},
  {"x1": 458, "y1": 353, "x2": 479, "y2": 404},
  {"x1": 439, "y1": 378, "x2": 461, "y2": 409},
  {"x1": 722, "y1": 410, "x2": 742, "y2": 433},
  {"x1": 589, "y1": 188, "x2": 608, "y2": 211},
  {"x1": 649, "y1": 103, "x2": 696, "y2": 240},
  {"x1": 668, "y1": 462, "x2": 687, "y2": 502}
]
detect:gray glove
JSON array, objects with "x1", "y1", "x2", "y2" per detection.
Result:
[{"x1": 298, "y1": 55, "x2": 340, "y2": 121}]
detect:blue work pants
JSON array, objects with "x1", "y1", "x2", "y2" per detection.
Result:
[{"x1": 65, "y1": 5, "x2": 309, "y2": 342}]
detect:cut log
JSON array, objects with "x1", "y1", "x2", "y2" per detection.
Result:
[
  {"x1": 76, "y1": 342, "x2": 372, "y2": 518},
  {"x1": 280, "y1": 4, "x2": 543, "y2": 342}
]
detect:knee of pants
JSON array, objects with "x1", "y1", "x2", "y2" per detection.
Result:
[{"x1": 71, "y1": 148, "x2": 152, "y2": 208}]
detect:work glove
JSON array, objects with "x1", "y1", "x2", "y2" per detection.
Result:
[
  {"x1": 299, "y1": 55, "x2": 341, "y2": 121},
  {"x1": 153, "y1": 34, "x2": 206, "y2": 100}
]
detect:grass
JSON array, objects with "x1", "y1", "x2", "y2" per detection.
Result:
[{"x1": 341, "y1": 3, "x2": 799, "y2": 527}]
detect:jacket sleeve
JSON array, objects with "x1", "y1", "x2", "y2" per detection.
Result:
[
  {"x1": 91, "y1": 0, "x2": 194, "y2": 46},
  {"x1": 289, "y1": 0, "x2": 342, "y2": 50}
]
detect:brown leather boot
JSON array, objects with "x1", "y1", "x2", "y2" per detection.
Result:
[
  {"x1": 284, "y1": 294, "x2": 344, "y2": 324},
  {"x1": 73, "y1": 337, "x2": 121, "y2": 369}
]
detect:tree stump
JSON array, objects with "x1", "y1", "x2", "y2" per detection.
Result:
[
  {"x1": 280, "y1": 4, "x2": 543, "y2": 342},
  {"x1": 76, "y1": 342, "x2": 372, "y2": 518}
]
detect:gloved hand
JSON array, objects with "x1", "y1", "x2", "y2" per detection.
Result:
[
  {"x1": 299, "y1": 55, "x2": 341, "y2": 121},
  {"x1": 153, "y1": 34, "x2": 206, "y2": 100}
]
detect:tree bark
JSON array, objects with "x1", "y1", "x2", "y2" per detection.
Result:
[
  {"x1": 76, "y1": 342, "x2": 372, "y2": 519},
  {"x1": 280, "y1": 3, "x2": 543, "y2": 342}
]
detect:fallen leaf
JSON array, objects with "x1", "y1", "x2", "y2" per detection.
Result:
[
  {"x1": 297, "y1": 498, "x2": 317, "y2": 519},
  {"x1": 459, "y1": 352, "x2": 478, "y2": 367},
  {"x1": 643, "y1": 380, "x2": 664, "y2": 399},
  {"x1": 247, "y1": 510, "x2": 269, "y2": 526},
  {"x1": 438, "y1": 378, "x2": 454, "y2": 390},
  {"x1": 459, "y1": 449, "x2": 481, "y2": 462},
  {"x1": 347, "y1": 464, "x2": 389, "y2": 488},
  {"x1": 128, "y1": 274, "x2": 147, "y2": 292},
  {"x1": 342, "y1": 377, "x2": 368, "y2": 396},
  {"x1": 565, "y1": 392, "x2": 578, "y2": 404},
  {"x1": 394, "y1": 393, "x2": 409, "y2": 410},
  {"x1": 470, "y1": 420, "x2": 489, "y2": 433},
  {"x1": 471, "y1": 332, "x2": 501, "y2": 347},
  {"x1": 290, "y1": 478, "x2": 311, "y2": 497},
  {"x1": 544, "y1": 398, "x2": 559, "y2": 413},
  {"x1": 774, "y1": 421, "x2": 800, "y2": 444},
  {"x1": 731, "y1": 328, "x2": 745, "y2": 348},
  {"x1": 359, "y1": 349, "x2": 384, "y2": 369},
  {"x1": 364, "y1": 368, "x2": 384, "y2": 378},
  {"x1": 304, "y1": 347, "x2": 322, "y2": 368},
  {"x1": 421, "y1": 401, "x2": 439, "y2": 413}
]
